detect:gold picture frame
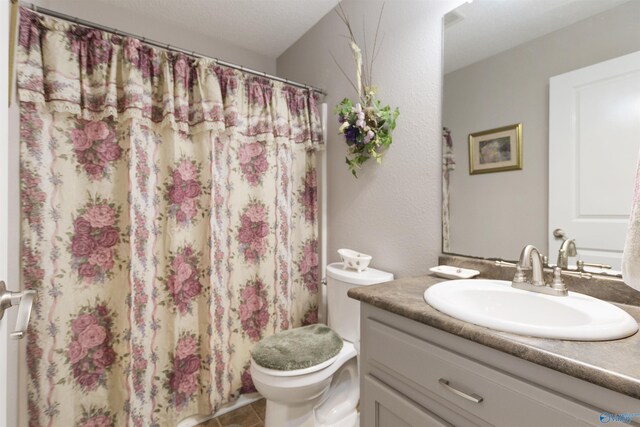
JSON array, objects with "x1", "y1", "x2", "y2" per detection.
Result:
[{"x1": 468, "y1": 123, "x2": 522, "y2": 174}]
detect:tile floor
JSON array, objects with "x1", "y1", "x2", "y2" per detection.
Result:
[{"x1": 201, "y1": 399, "x2": 266, "y2": 427}]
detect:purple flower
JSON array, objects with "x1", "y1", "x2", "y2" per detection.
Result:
[
  {"x1": 344, "y1": 126, "x2": 358, "y2": 146},
  {"x1": 364, "y1": 130, "x2": 375, "y2": 144}
]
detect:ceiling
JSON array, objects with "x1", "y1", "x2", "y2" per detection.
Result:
[
  {"x1": 444, "y1": 0, "x2": 632, "y2": 74},
  {"x1": 90, "y1": 0, "x2": 340, "y2": 58}
]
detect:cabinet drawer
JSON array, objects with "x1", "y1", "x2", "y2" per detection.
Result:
[
  {"x1": 363, "y1": 374, "x2": 454, "y2": 427},
  {"x1": 364, "y1": 319, "x2": 601, "y2": 426}
]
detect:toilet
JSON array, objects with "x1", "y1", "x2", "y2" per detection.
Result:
[{"x1": 250, "y1": 262, "x2": 393, "y2": 427}]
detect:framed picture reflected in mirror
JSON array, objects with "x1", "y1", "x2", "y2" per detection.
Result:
[{"x1": 468, "y1": 123, "x2": 522, "y2": 174}]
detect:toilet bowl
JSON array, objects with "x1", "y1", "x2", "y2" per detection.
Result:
[
  {"x1": 250, "y1": 262, "x2": 393, "y2": 427},
  {"x1": 251, "y1": 341, "x2": 358, "y2": 427}
]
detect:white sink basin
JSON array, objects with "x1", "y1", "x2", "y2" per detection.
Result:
[{"x1": 424, "y1": 279, "x2": 638, "y2": 341}]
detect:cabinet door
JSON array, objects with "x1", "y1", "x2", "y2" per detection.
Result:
[{"x1": 363, "y1": 375, "x2": 454, "y2": 427}]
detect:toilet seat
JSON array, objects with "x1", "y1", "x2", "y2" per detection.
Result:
[
  {"x1": 251, "y1": 351, "x2": 341, "y2": 377},
  {"x1": 251, "y1": 340, "x2": 356, "y2": 383}
]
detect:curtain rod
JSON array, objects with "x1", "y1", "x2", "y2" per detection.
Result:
[{"x1": 21, "y1": 2, "x2": 327, "y2": 96}]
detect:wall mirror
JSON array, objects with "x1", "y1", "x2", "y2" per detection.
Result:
[{"x1": 442, "y1": 0, "x2": 640, "y2": 276}]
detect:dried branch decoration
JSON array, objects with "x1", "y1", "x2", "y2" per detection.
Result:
[{"x1": 332, "y1": 3, "x2": 399, "y2": 177}]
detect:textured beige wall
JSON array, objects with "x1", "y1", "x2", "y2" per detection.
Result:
[
  {"x1": 444, "y1": 1, "x2": 640, "y2": 260},
  {"x1": 277, "y1": 0, "x2": 466, "y2": 278}
]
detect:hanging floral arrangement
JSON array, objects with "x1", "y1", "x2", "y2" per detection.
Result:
[{"x1": 333, "y1": 4, "x2": 399, "y2": 178}]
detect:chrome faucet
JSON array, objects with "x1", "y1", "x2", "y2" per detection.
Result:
[
  {"x1": 515, "y1": 245, "x2": 545, "y2": 286},
  {"x1": 556, "y1": 238, "x2": 612, "y2": 272},
  {"x1": 512, "y1": 245, "x2": 568, "y2": 297},
  {"x1": 557, "y1": 239, "x2": 577, "y2": 269}
]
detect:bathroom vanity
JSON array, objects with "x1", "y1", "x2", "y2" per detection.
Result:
[{"x1": 349, "y1": 274, "x2": 640, "y2": 427}]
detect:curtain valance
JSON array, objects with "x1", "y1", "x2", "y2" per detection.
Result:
[{"x1": 17, "y1": 8, "x2": 324, "y2": 149}]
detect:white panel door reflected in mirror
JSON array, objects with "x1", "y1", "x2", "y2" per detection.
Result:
[{"x1": 549, "y1": 51, "x2": 640, "y2": 272}]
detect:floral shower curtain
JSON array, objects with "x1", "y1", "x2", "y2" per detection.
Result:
[{"x1": 18, "y1": 8, "x2": 322, "y2": 427}]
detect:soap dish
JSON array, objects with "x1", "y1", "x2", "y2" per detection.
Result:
[
  {"x1": 429, "y1": 265, "x2": 480, "y2": 280},
  {"x1": 338, "y1": 248, "x2": 372, "y2": 272}
]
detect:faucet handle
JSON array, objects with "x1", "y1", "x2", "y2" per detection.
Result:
[
  {"x1": 550, "y1": 267, "x2": 568, "y2": 293},
  {"x1": 495, "y1": 260, "x2": 516, "y2": 267},
  {"x1": 576, "y1": 260, "x2": 611, "y2": 272},
  {"x1": 549, "y1": 266, "x2": 569, "y2": 295},
  {"x1": 513, "y1": 265, "x2": 526, "y2": 283}
]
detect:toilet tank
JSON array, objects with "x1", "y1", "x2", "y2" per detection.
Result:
[{"x1": 326, "y1": 262, "x2": 393, "y2": 343}]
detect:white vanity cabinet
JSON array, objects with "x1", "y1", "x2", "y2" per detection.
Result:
[{"x1": 360, "y1": 304, "x2": 640, "y2": 427}]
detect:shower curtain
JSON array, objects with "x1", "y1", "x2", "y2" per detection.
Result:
[{"x1": 18, "y1": 8, "x2": 322, "y2": 427}]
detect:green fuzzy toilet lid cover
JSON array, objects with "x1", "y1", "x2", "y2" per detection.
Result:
[{"x1": 251, "y1": 324, "x2": 344, "y2": 371}]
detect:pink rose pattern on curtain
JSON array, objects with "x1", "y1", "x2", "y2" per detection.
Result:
[{"x1": 18, "y1": 8, "x2": 323, "y2": 427}]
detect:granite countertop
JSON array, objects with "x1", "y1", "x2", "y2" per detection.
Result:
[{"x1": 348, "y1": 275, "x2": 640, "y2": 400}]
